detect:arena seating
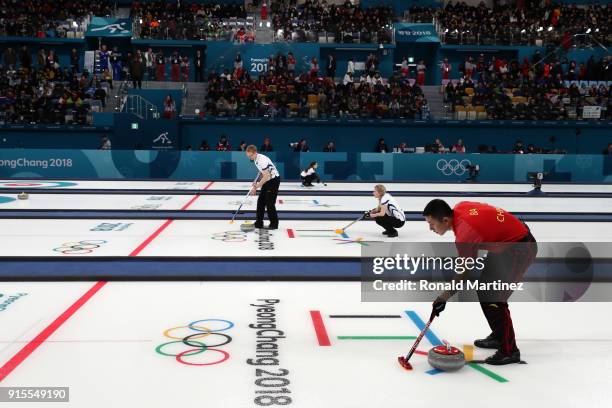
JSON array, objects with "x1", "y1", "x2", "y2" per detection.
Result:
[
  {"x1": 407, "y1": 2, "x2": 611, "y2": 47},
  {"x1": 445, "y1": 53, "x2": 612, "y2": 120},
  {"x1": 0, "y1": 0, "x2": 112, "y2": 38}
]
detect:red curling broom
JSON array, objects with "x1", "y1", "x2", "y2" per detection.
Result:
[{"x1": 398, "y1": 314, "x2": 436, "y2": 370}]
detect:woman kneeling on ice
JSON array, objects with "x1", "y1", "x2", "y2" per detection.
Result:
[
  {"x1": 370, "y1": 184, "x2": 405, "y2": 238},
  {"x1": 300, "y1": 161, "x2": 320, "y2": 187}
]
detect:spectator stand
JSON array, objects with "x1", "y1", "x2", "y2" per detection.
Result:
[
  {"x1": 405, "y1": 2, "x2": 611, "y2": 48},
  {"x1": 0, "y1": 0, "x2": 113, "y2": 39},
  {"x1": 130, "y1": 1, "x2": 254, "y2": 42},
  {"x1": 271, "y1": 1, "x2": 395, "y2": 45}
]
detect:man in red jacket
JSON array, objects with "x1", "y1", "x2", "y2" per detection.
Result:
[{"x1": 423, "y1": 199, "x2": 537, "y2": 365}]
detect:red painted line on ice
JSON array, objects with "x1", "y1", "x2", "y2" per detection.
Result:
[
  {"x1": 0, "y1": 281, "x2": 107, "y2": 383},
  {"x1": 0, "y1": 181, "x2": 212, "y2": 381},
  {"x1": 278, "y1": 199, "x2": 284, "y2": 204},
  {"x1": 130, "y1": 182, "x2": 214, "y2": 256},
  {"x1": 287, "y1": 229, "x2": 295, "y2": 238},
  {"x1": 201, "y1": 181, "x2": 215, "y2": 190},
  {"x1": 180, "y1": 194, "x2": 201, "y2": 210},
  {"x1": 310, "y1": 311, "x2": 331, "y2": 346},
  {"x1": 129, "y1": 219, "x2": 174, "y2": 256}
]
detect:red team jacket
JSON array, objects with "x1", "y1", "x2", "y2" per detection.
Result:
[{"x1": 452, "y1": 201, "x2": 529, "y2": 257}]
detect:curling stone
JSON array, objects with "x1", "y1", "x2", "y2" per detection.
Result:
[
  {"x1": 17, "y1": 192, "x2": 29, "y2": 200},
  {"x1": 428, "y1": 343, "x2": 465, "y2": 372},
  {"x1": 240, "y1": 221, "x2": 256, "y2": 233}
]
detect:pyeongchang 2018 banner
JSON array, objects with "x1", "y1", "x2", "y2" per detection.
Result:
[{"x1": 394, "y1": 23, "x2": 440, "y2": 43}]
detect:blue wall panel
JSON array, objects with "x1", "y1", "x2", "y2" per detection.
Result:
[{"x1": 2, "y1": 149, "x2": 612, "y2": 183}]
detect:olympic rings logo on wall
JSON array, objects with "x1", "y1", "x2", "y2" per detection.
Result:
[
  {"x1": 436, "y1": 159, "x2": 472, "y2": 176},
  {"x1": 155, "y1": 319, "x2": 234, "y2": 366},
  {"x1": 53, "y1": 240, "x2": 107, "y2": 255},
  {"x1": 212, "y1": 231, "x2": 247, "y2": 242}
]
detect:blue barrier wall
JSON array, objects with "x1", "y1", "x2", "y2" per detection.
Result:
[
  {"x1": 180, "y1": 118, "x2": 612, "y2": 154},
  {"x1": 1, "y1": 150, "x2": 611, "y2": 183},
  {"x1": 2, "y1": 118, "x2": 610, "y2": 153},
  {"x1": 203, "y1": 42, "x2": 395, "y2": 79},
  {"x1": 1, "y1": 36, "x2": 607, "y2": 86},
  {"x1": 434, "y1": 46, "x2": 611, "y2": 84},
  {"x1": 0, "y1": 37, "x2": 86, "y2": 72},
  {"x1": 131, "y1": 41, "x2": 350, "y2": 81},
  {"x1": 0, "y1": 126, "x2": 112, "y2": 149},
  {"x1": 112, "y1": 113, "x2": 181, "y2": 150}
]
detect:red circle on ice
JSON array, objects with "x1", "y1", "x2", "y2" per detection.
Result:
[{"x1": 432, "y1": 345, "x2": 462, "y2": 355}]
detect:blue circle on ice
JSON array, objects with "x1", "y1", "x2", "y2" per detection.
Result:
[
  {"x1": 0, "y1": 196, "x2": 16, "y2": 204},
  {"x1": 0, "y1": 181, "x2": 77, "y2": 188}
]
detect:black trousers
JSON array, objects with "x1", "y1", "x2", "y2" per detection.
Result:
[
  {"x1": 301, "y1": 173, "x2": 320, "y2": 185},
  {"x1": 477, "y1": 232, "x2": 537, "y2": 355},
  {"x1": 374, "y1": 215, "x2": 405, "y2": 232},
  {"x1": 256, "y1": 177, "x2": 280, "y2": 227},
  {"x1": 132, "y1": 77, "x2": 142, "y2": 89}
]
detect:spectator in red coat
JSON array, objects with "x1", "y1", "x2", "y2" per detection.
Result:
[
  {"x1": 452, "y1": 139, "x2": 466, "y2": 153},
  {"x1": 260, "y1": 137, "x2": 274, "y2": 152},
  {"x1": 170, "y1": 51, "x2": 181, "y2": 81},
  {"x1": 441, "y1": 58, "x2": 451, "y2": 80},
  {"x1": 216, "y1": 135, "x2": 232, "y2": 151},
  {"x1": 163, "y1": 95, "x2": 176, "y2": 119},
  {"x1": 416, "y1": 60, "x2": 426, "y2": 86}
]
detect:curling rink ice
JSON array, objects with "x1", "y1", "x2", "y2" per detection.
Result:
[
  {"x1": 1, "y1": 179, "x2": 612, "y2": 406},
  {"x1": 0, "y1": 282, "x2": 611, "y2": 408},
  {"x1": 1, "y1": 219, "x2": 612, "y2": 257},
  {"x1": 0, "y1": 179, "x2": 611, "y2": 259},
  {"x1": 2, "y1": 193, "x2": 612, "y2": 213},
  {"x1": 3, "y1": 179, "x2": 612, "y2": 193}
]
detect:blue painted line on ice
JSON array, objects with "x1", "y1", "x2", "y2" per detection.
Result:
[{"x1": 404, "y1": 310, "x2": 442, "y2": 346}]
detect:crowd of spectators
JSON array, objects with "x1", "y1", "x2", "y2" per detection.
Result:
[
  {"x1": 129, "y1": 0, "x2": 396, "y2": 43},
  {"x1": 187, "y1": 134, "x2": 528, "y2": 154},
  {"x1": 408, "y1": 1, "x2": 611, "y2": 47},
  {"x1": 0, "y1": 58, "x2": 106, "y2": 125},
  {"x1": 272, "y1": 0, "x2": 394, "y2": 43},
  {"x1": 2, "y1": 0, "x2": 610, "y2": 52},
  {"x1": 203, "y1": 51, "x2": 428, "y2": 120},
  {"x1": 131, "y1": 1, "x2": 253, "y2": 42},
  {"x1": 184, "y1": 134, "x2": 579, "y2": 155},
  {"x1": 0, "y1": 0, "x2": 112, "y2": 38},
  {"x1": 445, "y1": 52, "x2": 612, "y2": 120},
  {"x1": 383, "y1": 137, "x2": 573, "y2": 155},
  {"x1": 187, "y1": 134, "x2": 340, "y2": 153}
]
